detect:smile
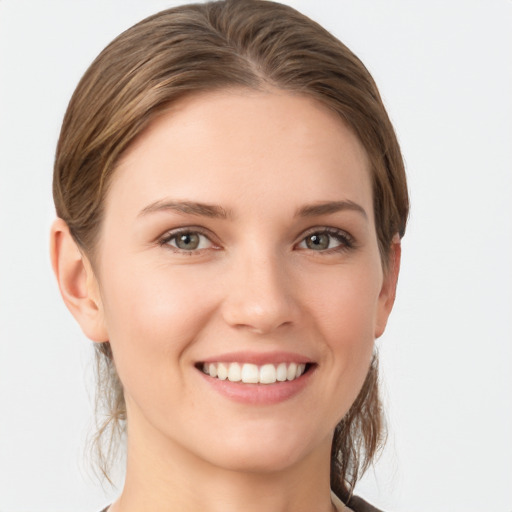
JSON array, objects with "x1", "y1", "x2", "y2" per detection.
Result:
[{"x1": 200, "y1": 362, "x2": 309, "y2": 384}]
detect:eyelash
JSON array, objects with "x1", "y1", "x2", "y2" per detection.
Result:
[
  {"x1": 298, "y1": 227, "x2": 355, "y2": 253},
  {"x1": 158, "y1": 227, "x2": 217, "y2": 254},
  {"x1": 158, "y1": 227, "x2": 355, "y2": 254}
]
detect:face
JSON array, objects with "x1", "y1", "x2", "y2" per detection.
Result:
[{"x1": 91, "y1": 89, "x2": 396, "y2": 474}]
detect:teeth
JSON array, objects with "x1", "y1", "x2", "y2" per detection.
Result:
[
  {"x1": 241, "y1": 363, "x2": 259, "y2": 383},
  {"x1": 217, "y1": 362, "x2": 228, "y2": 380},
  {"x1": 276, "y1": 363, "x2": 287, "y2": 382},
  {"x1": 228, "y1": 362, "x2": 241, "y2": 382},
  {"x1": 201, "y1": 362, "x2": 309, "y2": 384},
  {"x1": 260, "y1": 364, "x2": 276, "y2": 384},
  {"x1": 287, "y1": 362, "x2": 297, "y2": 381}
]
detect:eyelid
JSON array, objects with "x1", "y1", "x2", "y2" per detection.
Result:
[
  {"x1": 158, "y1": 226, "x2": 219, "y2": 251},
  {"x1": 156, "y1": 225, "x2": 354, "y2": 253},
  {"x1": 295, "y1": 226, "x2": 355, "y2": 251}
]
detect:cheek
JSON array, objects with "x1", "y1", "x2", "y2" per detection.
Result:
[
  {"x1": 309, "y1": 258, "x2": 382, "y2": 340},
  {"x1": 104, "y1": 254, "x2": 216, "y2": 330},
  {"x1": 98, "y1": 258, "x2": 217, "y2": 398},
  {"x1": 306, "y1": 262, "x2": 382, "y2": 404}
]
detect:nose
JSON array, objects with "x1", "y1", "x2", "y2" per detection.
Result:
[{"x1": 221, "y1": 250, "x2": 299, "y2": 335}]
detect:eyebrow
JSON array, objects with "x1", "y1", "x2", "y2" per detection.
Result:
[
  {"x1": 138, "y1": 200, "x2": 231, "y2": 219},
  {"x1": 139, "y1": 199, "x2": 367, "y2": 221},
  {"x1": 295, "y1": 200, "x2": 368, "y2": 219}
]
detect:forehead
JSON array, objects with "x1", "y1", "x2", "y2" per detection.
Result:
[{"x1": 110, "y1": 88, "x2": 373, "y2": 217}]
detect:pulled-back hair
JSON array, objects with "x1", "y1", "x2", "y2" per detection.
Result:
[{"x1": 53, "y1": 0, "x2": 408, "y2": 502}]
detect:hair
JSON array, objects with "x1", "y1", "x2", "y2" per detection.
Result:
[{"x1": 53, "y1": 0, "x2": 408, "y2": 502}]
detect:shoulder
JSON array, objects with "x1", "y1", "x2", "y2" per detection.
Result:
[{"x1": 100, "y1": 496, "x2": 384, "y2": 512}]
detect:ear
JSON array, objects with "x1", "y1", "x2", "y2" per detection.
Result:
[
  {"x1": 375, "y1": 235, "x2": 401, "y2": 338},
  {"x1": 50, "y1": 218, "x2": 108, "y2": 342}
]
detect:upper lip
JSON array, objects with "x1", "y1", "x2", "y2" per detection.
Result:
[{"x1": 198, "y1": 351, "x2": 314, "y2": 366}]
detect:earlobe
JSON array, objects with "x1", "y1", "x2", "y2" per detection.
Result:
[
  {"x1": 50, "y1": 218, "x2": 108, "y2": 342},
  {"x1": 375, "y1": 236, "x2": 401, "y2": 338}
]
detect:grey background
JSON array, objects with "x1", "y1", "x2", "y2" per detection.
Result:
[{"x1": 1, "y1": 1, "x2": 511, "y2": 510}]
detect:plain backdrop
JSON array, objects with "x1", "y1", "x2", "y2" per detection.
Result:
[{"x1": 0, "y1": 1, "x2": 511, "y2": 511}]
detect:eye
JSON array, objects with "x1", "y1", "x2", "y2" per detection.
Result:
[
  {"x1": 298, "y1": 229, "x2": 353, "y2": 252},
  {"x1": 160, "y1": 229, "x2": 214, "y2": 252}
]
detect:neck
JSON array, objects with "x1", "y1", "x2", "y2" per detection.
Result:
[{"x1": 110, "y1": 411, "x2": 335, "y2": 512}]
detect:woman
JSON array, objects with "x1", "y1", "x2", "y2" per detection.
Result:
[{"x1": 50, "y1": 1, "x2": 408, "y2": 511}]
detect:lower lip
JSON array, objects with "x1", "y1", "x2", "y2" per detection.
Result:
[{"x1": 197, "y1": 366, "x2": 315, "y2": 405}]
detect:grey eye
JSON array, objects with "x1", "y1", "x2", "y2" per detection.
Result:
[
  {"x1": 174, "y1": 232, "x2": 201, "y2": 250},
  {"x1": 305, "y1": 233, "x2": 330, "y2": 250},
  {"x1": 162, "y1": 230, "x2": 214, "y2": 252}
]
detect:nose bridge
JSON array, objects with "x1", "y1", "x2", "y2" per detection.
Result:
[{"x1": 221, "y1": 243, "x2": 297, "y2": 334}]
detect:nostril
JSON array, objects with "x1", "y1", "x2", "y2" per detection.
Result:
[{"x1": 220, "y1": 273, "x2": 299, "y2": 334}]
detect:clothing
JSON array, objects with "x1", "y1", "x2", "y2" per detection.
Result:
[
  {"x1": 347, "y1": 495, "x2": 384, "y2": 512},
  {"x1": 100, "y1": 494, "x2": 383, "y2": 512},
  {"x1": 332, "y1": 491, "x2": 384, "y2": 512},
  {"x1": 332, "y1": 490, "x2": 354, "y2": 511}
]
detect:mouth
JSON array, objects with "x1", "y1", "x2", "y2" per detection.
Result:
[{"x1": 196, "y1": 361, "x2": 314, "y2": 384}]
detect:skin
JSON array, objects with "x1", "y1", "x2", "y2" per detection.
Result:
[{"x1": 51, "y1": 89, "x2": 400, "y2": 512}]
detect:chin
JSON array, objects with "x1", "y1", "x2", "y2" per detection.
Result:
[
  {"x1": 210, "y1": 447, "x2": 304, "y2": 474},
  {"x1": 199, "y1": 423, "x2": 330, "y2": 475}
]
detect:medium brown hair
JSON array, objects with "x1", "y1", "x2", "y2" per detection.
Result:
[{"x1": 53, "y1": 0, "x2": 408, "y2": 501}]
